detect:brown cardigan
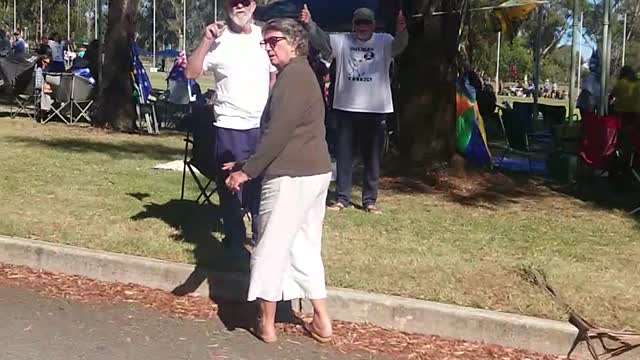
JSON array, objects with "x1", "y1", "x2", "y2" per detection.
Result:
[{"x1": 242, "y1": 57, "x2": 331, "y2": 178}]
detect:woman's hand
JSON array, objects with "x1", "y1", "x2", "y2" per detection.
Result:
[{"x1": 225, "y1": 170, "x2": 250, "y2": 193}]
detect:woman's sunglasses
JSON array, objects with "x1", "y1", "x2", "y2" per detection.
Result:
[{"x1": 260, "y1": 36, "x2": 287, "y2": 49}]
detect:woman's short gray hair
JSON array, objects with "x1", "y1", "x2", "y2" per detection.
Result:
[{"x1": 262, "y1": 18, "x2": 309, "y2": 57}]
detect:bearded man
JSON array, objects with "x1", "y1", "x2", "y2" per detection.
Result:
[{"x1": 186, "y1": 0, "x2": 276, "y2": 260}]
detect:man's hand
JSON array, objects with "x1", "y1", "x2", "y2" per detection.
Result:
[
  {"x1": 396, "y1": 10, "x2": 407, "y2": 33},
  {"x1": 221, "y1": 162, "x2": 236, "y2": 171},
  {"x1": 203, "y1": 21, "x2": 226, "y2": 42},
  {"x1": 299, "y1": 4, "x2": 312, "y2": 25}
]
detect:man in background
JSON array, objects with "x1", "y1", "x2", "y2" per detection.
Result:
[
  {"x1": 12, "y1": 31, "x2": 26, "y2": 57},
  {"x1": 301, "y1": 5, "x2": 408, "y2": 214}
]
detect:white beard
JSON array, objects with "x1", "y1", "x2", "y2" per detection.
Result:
[{"x1": 228, "y1": 12, "x2": 252, "y2": 29}]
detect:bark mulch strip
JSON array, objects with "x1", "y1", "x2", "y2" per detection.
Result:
[{"x1": 0, "y1": 263, "x2": 569, "y2": 360}]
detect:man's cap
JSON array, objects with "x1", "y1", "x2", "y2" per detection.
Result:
[{"x1": 353, "y1": 7, "x2": 375, "y2": 23}]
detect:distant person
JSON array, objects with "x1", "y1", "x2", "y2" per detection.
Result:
[
  {"x1": 12, "y1": 31, "x2": 26, "y2": 56},
  {"x1": 47, "y1": 33, "x2": 66, "y2": 72},
  {"x1": 70, "y1": 57, "x2": 95, "y2": 85},
  {"x1": 611, "y1": 65, "x2": 639, "y2": 127},
  {"x1": 77, "y1": 42, "x2": 88, "y2": 58},
  {"x1": 576, "y1": 50, "x2": 601, "y2": 117},
  {"x1": 83, "y1": 40, "x2": 99, "y2": 85},
  {"x1": 159, "y1": 57, "x2": 166, "y2": 72},
  {"x1": 37, "y1": 36, "x2": 51, "y2": 56},
  {"x1": 0, "y1": 30, "x2": 11, "y2": 57}
]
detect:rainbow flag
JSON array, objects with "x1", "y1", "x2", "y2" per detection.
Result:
[{"x1": 456, "y1": 77, "x2": 492, "y2": 167}]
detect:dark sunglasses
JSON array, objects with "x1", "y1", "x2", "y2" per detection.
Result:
[
  {"x1": 228, "y1": 0, "x2": 252, "y2": 8},
  {"x1": 260, "y1": 36, "x2": 287, "y2": 49},
  {"x1": 354, "y1": 20, "x2": 373, "y2": 26}
]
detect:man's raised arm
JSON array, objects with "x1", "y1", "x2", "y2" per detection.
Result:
[
  {"x1": 185, "y1": 21, "x2": 225, "y2": 79},
  {"x1": 299, "y1": 4, "x2": 332, "y2": 59}
]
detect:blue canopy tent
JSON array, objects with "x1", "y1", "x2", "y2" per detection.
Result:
[
  {"x1": 254, "y1": 0, "x2": 391, "y2": 32},
  {"x1": 157, "y1": 49, "x2": 180, "y2": 58}
]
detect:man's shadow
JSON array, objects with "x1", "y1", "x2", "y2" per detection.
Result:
[{"x1": 130, "y1": 195, "x2": 299, "y2": 335}]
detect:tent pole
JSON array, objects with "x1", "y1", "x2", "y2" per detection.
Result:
[
  {"x1": 495, "y1": 32, "x2": 501, "y2": 93},
  {"x1": 568, "y1": 0, "x2": 579, "y2": 121},
  {"x1": 622, "y1": 13, "x2": 627, "y2": 66},
  {"x1": 532, "y1": 6, "x2": 544, "y2": 124},
  {"x1": 599, "y1": 0, "x2": 611, "y2": 116},
  {"x1": 153, "y1": 0, "x2": 156, "y2": 68},
  {"x1": 577, "y1": 12, "x2": 583, "y2": 102}
]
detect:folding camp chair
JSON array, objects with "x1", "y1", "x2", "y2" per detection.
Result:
[
  {"x1": 577, "y1": 112, "x2": 622, "y2": 187},
  {"x1": 539, "y1": 103, "x2": 568, "y2": 141},
  {"x1": 42, "y1": 73, "x2": 73, "y2": 124},
  {"x1": 513, "y1": 101, "x2": 555, "y2": 148},
  {"x1": 163, "y1": 79, "x2": 194, "y2": 129},
  {"x1": 180, "y1": 106, "x2": 218, "y2": 205},
  {"x1": 496, "y1": 106, "x2": 536, "y2": 173},
  {"x1": 131, "y1": 42, "x2": 159, "y2": 135},
  {"x1": 522, "y1": 269, "x2": 640, "y2": 360},
  {"x1": 10, "y1": 63, "x2": 38, "y2": 120},
  {"x1": 69, "y1": 74, "x2": 94, "y2": 123}
]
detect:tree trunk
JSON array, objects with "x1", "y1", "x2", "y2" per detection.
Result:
[
  {"x1": 95, "y1": 0, "x2": 138, "y2": 131},
  {"x1": 395, "y1": 0, "x2": 463, "y2": 174}
]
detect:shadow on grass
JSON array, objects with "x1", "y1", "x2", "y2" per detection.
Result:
[
  {"x1": 129, "y1": 196, "x2": 298, "y2": 334},
  {"x1": 7, "y1": 136, "x2": 182, "y2": 160},
  {"x1": 444, "y1": 172, "x2": 549, "y2": 209},
  {"x1": 378, "y1": 169, "x2": 549, "y2": 209},
  {"x1": 545, "y1": 177, "x2": 640, "y2": 220},
  {"x1": 129, "y1": 198, "x2": 227, "y2": 269}
]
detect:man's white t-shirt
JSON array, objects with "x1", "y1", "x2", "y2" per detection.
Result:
[
  {"x1": 329, "y1": 33, "x2": 394, "y2": 114},
  {"x1": 203, "y1": 24, "x2": 273, "y2": 130},
  {"x1": 48, "y1": 40, "x2": 65, "y2": 62}
]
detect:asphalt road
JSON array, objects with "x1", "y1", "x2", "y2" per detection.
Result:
[{"x1": 0, "y1": 286, "x2": 385, "y2": 360}]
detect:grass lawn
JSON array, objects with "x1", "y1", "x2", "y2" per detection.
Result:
[
  {"x1": 496, "y1": 95, "x2": 581, "y2": 120},
  {"x1": 147, "y1": 69, "x2": 215, "y2": 92},
  {"x1": 1, "y1": 118, "x2": 639, "y2": 331}
]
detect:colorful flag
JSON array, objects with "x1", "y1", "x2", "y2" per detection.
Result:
[{"x1": 456, "y1": 76, "x2": 492, "y2": 167}]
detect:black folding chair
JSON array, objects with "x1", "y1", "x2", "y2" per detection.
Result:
[
  {"x1": 10, "y1": 63, "x2": 38, "y2": 120},
  {"x1": 180, "y1": 105, "x2": 218, "y2": 205},
  {"x1": 496, "y1": 106, "x2": 536, "y2": 173}
]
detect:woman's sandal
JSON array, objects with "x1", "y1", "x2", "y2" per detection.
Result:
[{"x1": 302, "y1": 321, "x2": 332, "y2": 344}]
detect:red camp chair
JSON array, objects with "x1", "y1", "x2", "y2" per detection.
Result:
[{"x1": 578, "y1": 112, "x2": 621, "y2": 172}]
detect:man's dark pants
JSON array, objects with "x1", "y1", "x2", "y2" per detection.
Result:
[
  {"x1": 214, "y1": 126, "x2": 261, "y2": 256},
  {"x1": 334, "y1": 110, "x2": 386, "y2": 208}
]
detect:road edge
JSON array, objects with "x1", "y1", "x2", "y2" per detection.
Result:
[{"x1": 0, "y1": 235, "x2": 611, "y2": 358}]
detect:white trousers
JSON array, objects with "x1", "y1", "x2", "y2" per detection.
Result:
[{"x1": 247, "y1": 172, "x2": 332, "y2": 302}]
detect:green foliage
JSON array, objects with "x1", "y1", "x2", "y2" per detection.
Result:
[
  {"x1": 500, "y1": 37, "x2": 533, "y2": 81},
  {"x1": 464, "y1": 0, "x2": 640, "y2": 83},
  {"x1": 9, "y1": 0, "x2": 97, "y2": 43}
]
